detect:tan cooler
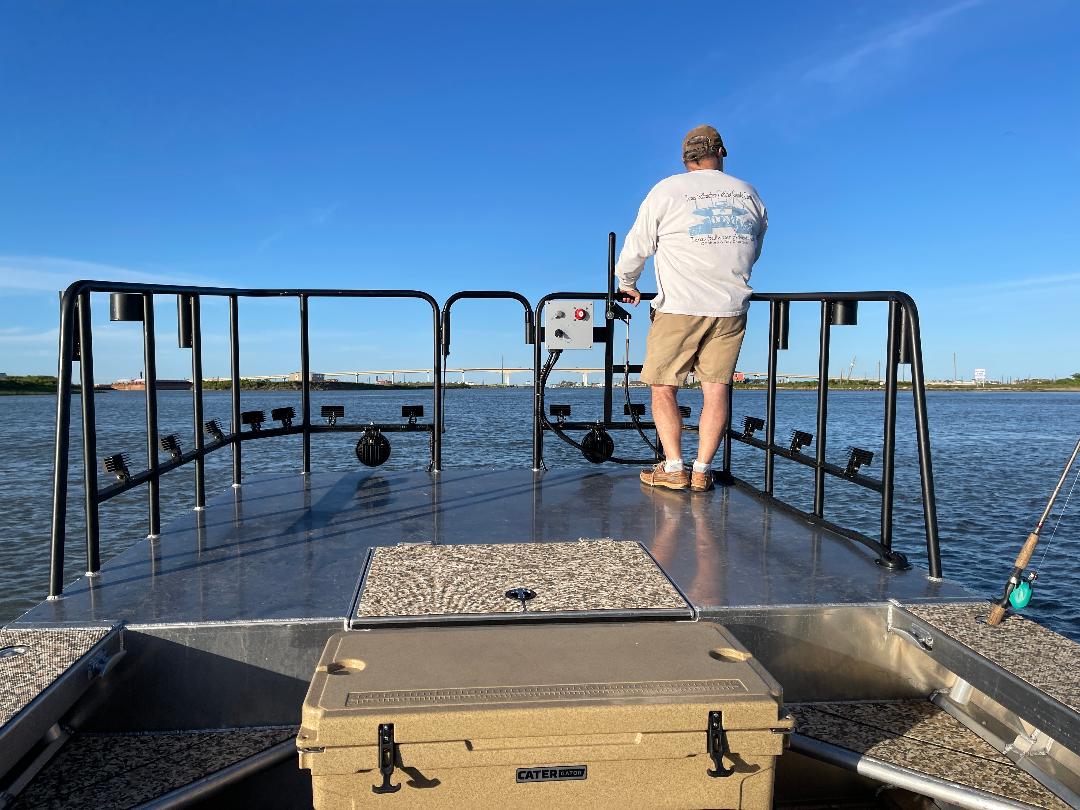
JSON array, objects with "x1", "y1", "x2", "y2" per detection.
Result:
[{"x1": 297, "y1": 621, "x2": 791, "y2": 809}]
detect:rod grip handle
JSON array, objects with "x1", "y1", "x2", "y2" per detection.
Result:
[{"x1": 1015, "y1": 531, "x2": 1041, "y2": 570}]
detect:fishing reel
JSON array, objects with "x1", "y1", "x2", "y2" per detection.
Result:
[{"x1": 1008, "y1": 570, "x2": 1038, "y2": 611}]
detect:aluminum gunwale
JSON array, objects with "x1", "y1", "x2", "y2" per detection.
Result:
[{"x1": 889, "y1": 604, "x2": 1080, "y2": 755}]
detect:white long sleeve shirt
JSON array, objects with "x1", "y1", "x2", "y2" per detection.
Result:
[{"x1": 614, "y1": 169, "x2": 767, "y2": 317}]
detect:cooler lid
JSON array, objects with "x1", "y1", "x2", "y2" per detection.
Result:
[{"x1": 301, "y1": 622, "x2": 783, "y2": 748}]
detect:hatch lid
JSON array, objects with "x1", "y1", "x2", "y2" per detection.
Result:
[{"x1": 349, "y1": 540, "x2": 693, "y2": 626}]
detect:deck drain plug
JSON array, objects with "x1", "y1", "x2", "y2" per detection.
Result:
[{"x1": 505, "y1": 587, "x2": 536, "y2": 611}]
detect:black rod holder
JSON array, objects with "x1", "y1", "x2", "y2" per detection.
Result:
[
  {"x1": 775, "y1": 300, "x2": 790, "y2": 351},
  {"x1": 898, "y1": 305, "x2": 914, "y2": 365},
  {"x1": 110, "y1": 292, "x2": 144, "y2": 322},
  {"x1": 77, "y1": 291, "x2": 100, "y2": 574},
  {"x1": 830, "y1": 300, "x2": 858, "y2": 326},
  {"x1": 177, "y1": 293, "x2": 193, "y2": 349},
  {"x1": 143, "y1": 293, "x2": 161, "y2": 537}
]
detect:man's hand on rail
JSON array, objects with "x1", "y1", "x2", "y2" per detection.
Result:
[{"x1": 617, "y1": 286, "x2": 641, "y2": 306}]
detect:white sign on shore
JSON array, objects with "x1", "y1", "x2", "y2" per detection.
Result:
[{"x1": 974, "y1": 368, "x2": 987, "y2": 383}]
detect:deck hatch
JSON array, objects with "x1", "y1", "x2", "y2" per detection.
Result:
[{"x1": 350, "y1": 539, "x2": 692, "y2": 626}]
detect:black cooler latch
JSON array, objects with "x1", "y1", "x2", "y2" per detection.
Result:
[
  {"x1": 372, "y1": 723, "x2": 401, "y2": 794},
  {"x1": 706, "y1": 710, "x2": 735, "y2": 778}
]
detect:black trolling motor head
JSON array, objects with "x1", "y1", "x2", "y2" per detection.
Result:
[
  {"x1": 581, "y1": 424, "x2": 614, "y2": 464},
  {"x1": 356, "y1": 426, "x2": 391, "y2": 467}
]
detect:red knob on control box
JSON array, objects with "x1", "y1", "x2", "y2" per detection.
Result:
[{"x1": 573, "y1": 308, "x2": 589, "y2": 321}]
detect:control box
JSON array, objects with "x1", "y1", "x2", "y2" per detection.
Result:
[{"x1": 546, "y1": 300, "x2": 593, "y2": 350}]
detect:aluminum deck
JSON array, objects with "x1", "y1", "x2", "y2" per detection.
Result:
[{"x1": 16, "y1": 468, "x2": 970, "y2": 627}]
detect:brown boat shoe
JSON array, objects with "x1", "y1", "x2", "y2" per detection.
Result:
[
  {"x1": 640, "y1": 462, "x2": 689, "y2": 491},
  {"x1": 690, "y1": 467, "x2": 714, "y2": 492}
]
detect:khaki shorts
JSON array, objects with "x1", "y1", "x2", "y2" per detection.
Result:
[{"x1": 640, "y1": 311, "x2": 747, "y2": 386}]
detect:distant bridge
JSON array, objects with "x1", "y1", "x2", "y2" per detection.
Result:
[
  {"x1": 324, "y1": 368, "x2": 819, "y2": 385},
  {"x1": 209, "y1": 368, "x2": 819, "y2": 385}
]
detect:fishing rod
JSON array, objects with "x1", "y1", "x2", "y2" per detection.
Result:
[{"x1": 987, "y1": 434, "x2": 1080, "y2": 626}]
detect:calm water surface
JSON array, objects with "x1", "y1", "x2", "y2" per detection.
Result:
[{"x1": 1, "y1": 388, "x2": 1078, "y2": 639}]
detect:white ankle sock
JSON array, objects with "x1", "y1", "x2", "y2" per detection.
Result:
[
  {"x1": 663, "y1": 458, "x2": 684, "y2": 473},
  {"x1": 693, "y1": 461, "x2": 710, "y2": 473}
]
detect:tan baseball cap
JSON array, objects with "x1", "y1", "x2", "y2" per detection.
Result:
[{"x1": 682, "y1": 125, "x2": 727, "y2": 162}]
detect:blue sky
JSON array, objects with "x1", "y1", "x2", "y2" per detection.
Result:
[{"x1": 1, "y1": 0, "x2": 1078, "y2": 383}]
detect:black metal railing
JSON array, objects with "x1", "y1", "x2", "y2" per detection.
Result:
[
  {"x1": 727, "y1": 292, "x2": 939, "y2": 576},
  {"x1": 529, "y1": 250, "x2": 940, "y2": 577},
  {"x1": 48, "y1": 272, "x2": 943, "y2": 598},
  {"x1": 51, "y1": 281, "x2": 442, "y2": 598}
]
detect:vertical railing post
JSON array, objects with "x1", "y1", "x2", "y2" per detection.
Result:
[
  {"x1": 603, "y1": 319, "x2": 615, "y2": 426},
  {"x1": 603, "y1": 232, "x2": 616, "y2": 425},
  {"x1": 431, "y1": 301, "x2": 443, "y2": 472},
  {"x1": 880, "y1": 301, "x2": 900, "y2": 551},
  {"x1": 190, "y1": 294, "x2": 206, "y2": 508},
  {"x1": 299, "y1": 294, "x2": 311, "y2": 475},
  {"x1": 229, "y1": 295, "x2": 242, "y2": 487},
  {"x1": 143, "y1": 293, "x2": 161, "y2": 537},
  {"x1": 904, "y1": 300, "x2": 942, "y2": 578},
  {"x1": 764, "y1": 300, "x2": 779, "y2": 495},
  {"x1": 532, "y1": 302, "x2": 544, "y2": 471},
  {"x1": 49, "y1": 289, "x2": 78, "y2": 598},
  {"x1": 813, "y1": 300, "x2": 832, "y2": 517},
  {"x1": 77, "y1": 292, "x2": 101, "y2": 573},
  {"x1": 722, "y1": 384, "x2": 733, "y2": 478}
]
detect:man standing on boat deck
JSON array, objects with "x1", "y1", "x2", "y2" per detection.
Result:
[{"x1": 615, "y1": 125, "x2": 767, "y2": 493}]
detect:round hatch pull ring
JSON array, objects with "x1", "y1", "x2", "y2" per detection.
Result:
[{"x1": 505, "y1": 587, "x2": 536, "y2": 611}]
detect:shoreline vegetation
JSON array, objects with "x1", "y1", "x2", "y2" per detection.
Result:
[{"x1": 3, "y1": 373, "x2": 1080, "y2": 396}]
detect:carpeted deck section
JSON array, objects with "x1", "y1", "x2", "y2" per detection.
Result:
[
  {"x1": 13, "y1": 725, "x2": 297, "y2": 809},
  {"x1": 905, "y1": 602, "x2": 1080, "y2": 714},
  {"x1": 355, "y1": 539, "x2": 689, "y2": 618},
  {"x1": 0, "y1": 626, "x2": 114, "y2": 727},
  {"x1": 790, "y1": 700, "x2": 1070, "y2": 810}
]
